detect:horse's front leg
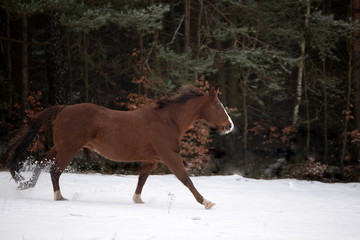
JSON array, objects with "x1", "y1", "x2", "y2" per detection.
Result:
[
  {"x1": 133, "y1": 161, "x2": 158, "y2": 204},
  {"x1": 163, "y1": 152, "x2": 215, "y2": 209}
]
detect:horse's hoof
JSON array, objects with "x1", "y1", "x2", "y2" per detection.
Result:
[
  {"x1": 17, "y1": 182, "x2": 33, "y2": 190},
  {"x1": 17, "y1": 183, "x2": 29, "y2": 191},
  {"x1": 203, "y1": 199, "x2": 215, "y2": 209},
  {"x1": 205, "y1": 201, "x2": 215, "y2": 209},
  {"x1": 133, "y1": 193, "x2": 144, "y2": 204},
  {"x1": 56, "y1": 197, "x2": 68, "y2": 201},
  {"x1": 54, "y1": 190, "x2": 68, "y2": 201}
]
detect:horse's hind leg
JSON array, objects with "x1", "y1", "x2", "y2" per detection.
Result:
[
  {"x1": 133, "y1": 161, "x2": 157, "y2": 204},
  {"x1": 17, "y1": 164, "x2": 44, "y2": 190},
  {"x1": 50, "y1": 150, "x2": 78, "y2": 201},
  {"x1": 18, "y1": 148, "x2": 57, "y2": 190}
]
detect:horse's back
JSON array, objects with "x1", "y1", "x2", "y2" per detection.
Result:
[
  {"x1": 52, "y1": 103, "x2": 159, "y2": 161},
  {"x1": 52, "y1": 103, "x2": 109, "y2": 151}
]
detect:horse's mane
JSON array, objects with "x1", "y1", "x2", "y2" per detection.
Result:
[{"x1": 156, "y1": 86, "x2": 205, "y2": 109}]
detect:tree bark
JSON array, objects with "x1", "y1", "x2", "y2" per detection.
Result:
[
  {"x1": 184, "y1": 0, "x2": 191, "y2": 53},
  {"x1": 322, "y1": 0, "x2": 332, "y2": 164},
  {"x1": 240, "y1": 71, "x2": 249, "y2": 169},
  {"x1": 46, "y1": 19, "x2": 67, "y2": 105},
  {"x1": 352, "y1": 0, "x2": 360, "y2": 161},
  {"x1": 83, "y1": 32, "x2": 89, "y2": 102},
  {"x1": 304, "y1": 66, "x2": 311, "y2": 157},
  {"x1": 7, "y1": 12, "x2": 13, "y2": 111},
  {"x1": 67, "y1": 34, "x2": 73, "y2": 103},
  {"x1": 21, "y1": 14, "x2": 28, "y2": 112},
  {"x1": 196, "y1": 0, "x2": 203, "y2": 58},
  {"x1": 340, "y1": 38, "x2": 353, "y2": 174},
  {"x1": 293, "y1": 41, "x2": 305, "y2": 127},
  {"x1": 293, "y1": 0, "x2": 310, "y2": 127},
  {"x1": 322, "y1": 61, "x2": 329, "y2": 163}
]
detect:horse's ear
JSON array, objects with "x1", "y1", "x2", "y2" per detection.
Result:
[{"x1": 209, "y1": 87, "x2": 218, "y2": 98}]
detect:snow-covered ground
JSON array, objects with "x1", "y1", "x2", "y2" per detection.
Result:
[{"x1": 0, "y1": 171, "x2": 360, "y2": 240}]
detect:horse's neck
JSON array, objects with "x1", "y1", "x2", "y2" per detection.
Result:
[{"x1": 160, "y1": 97, "x2": 206, "y2": 135}]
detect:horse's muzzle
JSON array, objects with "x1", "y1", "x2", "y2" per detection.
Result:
[{"x1": 218, "y1": 124, "x2": 234, "y2": 135}]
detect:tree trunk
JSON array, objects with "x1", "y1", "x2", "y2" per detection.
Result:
[
  {"x1": 292, "y1": 41, "x2": 304, "y2": 127},
  {"x1": 184, "y1": 0, "x2": 191, "y2": 53},
  {"x1": 67, "y1": 33, "x2": 73, "y2": 103},
  {"x1": 322, "y1": 0, "x2": 332, "y2": 163},
  {"x1": 352, "y1": 0, "x2": 360, "y2": 161},
  {"x1": 240, "y1": 72, "x2": 249, "y2": 169},
  {"x1": 46, "y1": 18, "x2": 67, "y2": 105},
  {"x1": 196, "y1": 0, "x2": 203, "y2": 58},
  {"x1": 7, "y1": 12, "x2": 13, "y2": 111},
  {"x1": 322, "y1": 61, "x2": 329, "y2": 163},
  {"x1": 293, "y1": 0, "x2": 310, "y2": 127},
  {"x1": 304, "y1": 67, "x2": 311, "y2": 157},
  {"x1": 83, "y1": 32, "x2": 89, "y2": 102},
  {"x1": 340, "y1": 37, "x2": 353, "y2": 174},
  {"x1": 21, "y1": 14, "x2": 28, "y2": 112}
]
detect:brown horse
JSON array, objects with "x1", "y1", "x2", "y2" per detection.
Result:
[{"x1": 7, "y1": 87, "x2": 234, "y2": 209}]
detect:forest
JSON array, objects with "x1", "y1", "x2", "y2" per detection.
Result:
[{"x1": 0, "y1": 0, "x2": 360, "y2": 182}]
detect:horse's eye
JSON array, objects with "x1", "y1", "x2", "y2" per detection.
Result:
[{"x1": 215, "y1": 105, "x2": 221, "y2": 110}]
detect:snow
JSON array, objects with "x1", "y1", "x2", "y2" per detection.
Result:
[{"x1": 1, "y1": 171, "x2": 360, "y2": 240}]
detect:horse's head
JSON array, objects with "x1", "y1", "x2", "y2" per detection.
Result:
[{"x1": 200, "y1": 87, "x2": 234, "y2": 135}]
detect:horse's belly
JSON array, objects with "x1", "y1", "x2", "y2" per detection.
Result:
[{"x1": 86, "y1": 142, "x2": 159, "y2": 162}]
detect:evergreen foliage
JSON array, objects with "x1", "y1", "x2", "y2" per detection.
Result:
[{"x1": 0, "y1": 0, "x2": 359, "y2": 181}]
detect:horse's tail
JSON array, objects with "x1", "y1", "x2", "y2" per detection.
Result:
[{"x1": 7, "y1": 105, "x2": 65, "y2": 182}]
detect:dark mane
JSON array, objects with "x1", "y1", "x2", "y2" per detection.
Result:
[{"x1": 156, "y1": 86, "x2": 205, "y2": 109}]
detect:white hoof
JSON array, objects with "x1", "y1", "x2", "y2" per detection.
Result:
[
  {"x1": 133, "y1": 193, "x2": 144, "y2": 204},
  {"x1": 203, "y1": 199, "x2": 215, "y2": 209},
  {"x1": 54, "y1": 190, "x2": 68, "y2": 201},
  {"x1": 17, "y1": 182, "x2": 30, "y2": 190}
]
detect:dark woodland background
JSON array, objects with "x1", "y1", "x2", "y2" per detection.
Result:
[{"x1": 1, "y1": 0, "x2": 360, "y2": 182}]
